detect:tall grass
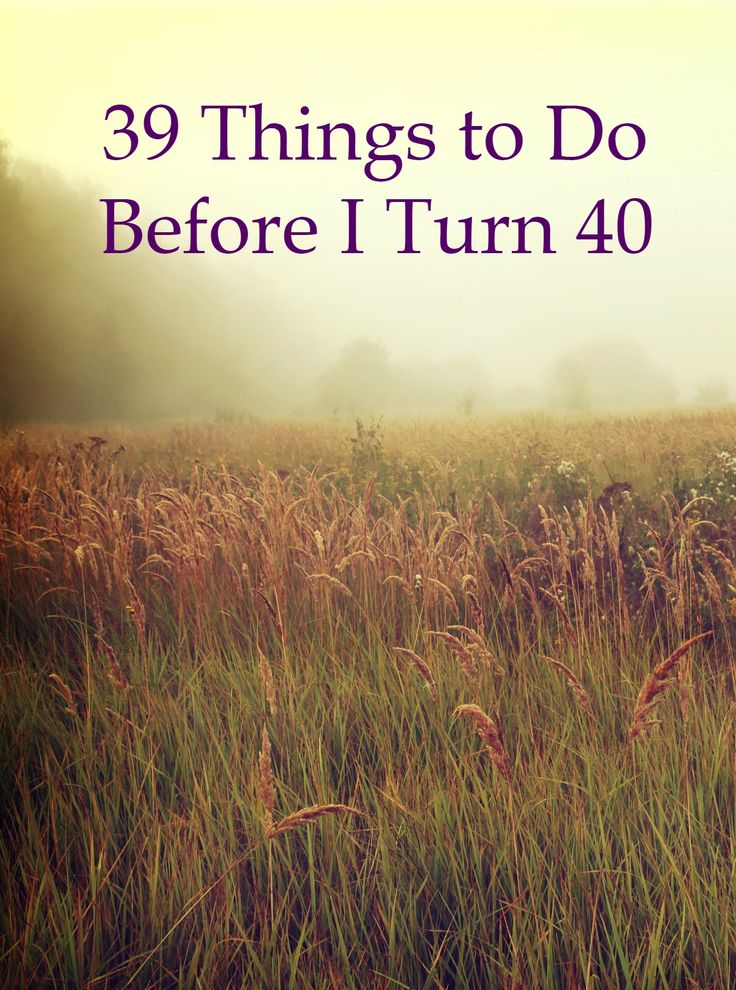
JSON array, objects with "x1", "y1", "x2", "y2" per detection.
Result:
[{"x1": 1, "y1": 412, "x2": 735, "y2": 987}]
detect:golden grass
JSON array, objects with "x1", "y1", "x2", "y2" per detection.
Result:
[{"x1": 2, "y1": 411, "x2": 736, "y2": 987}]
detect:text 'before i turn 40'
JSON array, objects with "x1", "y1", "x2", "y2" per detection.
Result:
[{"x1": 100, "y1": 104, "x2": 652, "y2": 257}]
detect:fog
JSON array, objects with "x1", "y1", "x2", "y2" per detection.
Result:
[{"x1": 1, "y1": 2, "x2": 734, "y2": 423}]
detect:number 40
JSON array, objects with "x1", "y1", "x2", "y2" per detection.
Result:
[{"x1": 576, "y1": 198, "x2": 652, "y2": 254}]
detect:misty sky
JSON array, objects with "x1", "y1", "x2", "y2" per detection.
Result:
[{"x1": 1, "y1": 0, "x2": 735, "y2": 410}]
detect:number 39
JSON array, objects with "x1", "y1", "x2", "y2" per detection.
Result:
[{"x1": 104, "y1": 104, "x2": 179, "y2": 160}]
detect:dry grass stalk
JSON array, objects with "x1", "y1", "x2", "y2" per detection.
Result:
[
  {"x1": 427, "y1": 578, "x2": 460, "y2": 618},
  {"x1": 542, "y1": 656, "x2": 594, "y2": 717},
  {"x1": 267, "y1": 803, "x2": 365, "y2": 838},
  {"x1": 539, "y1": 588, "x2": 576, "y2": 646},
  {"x1": 362, "y1": 473, "x2": 376, "y2": 516},
  {"x1": 125, "y1": 581, "x2": 147, "y2": 652},
  {"x1": 461, "y1": 575, "x2": 484, "y2": 628},
  {"x1": 394, "y1": 647, "x2": 438, "y2": 700},
  {"x1": 497, "y1": 554, "x2": 514, "y2": 593},
  {"x1": 383, "y1": 574, "x2": 413, "y2": 595},
  {"x1": 454, "y1": 703, "x2": 513, "y2": 784},
  {"x1": 465, "y1": 591, "x2": 483, "y2": 627},
  {"x1": 306, "y1": 572, "x2": 354, "y2": 598},
  {"x1": 49, "y1": 673, "x2": 77, "y2": 716},
  {"x1": 427, "y1": 630, "x2": 478, "y2": 681},
  {"x1": 255, "y1": 589, "x2": 285, "y2": 645},
  {"x1": 335, "y1": 550, "x2": 375, "y2": 573},
  {"x1": 258, "y1": 649, "x2": 278, "y2": 716},
  {"x1": 257, "y1": 724, "x2": 276, "y2": 834},
  {"x1": 447, "y1": 624, "x2": 486, "y2": 652},
  {"x1": 678, "y1": 653, "x2": 692, "y2": 725},
  {"x1": 628, "y1": 631, "x2": 712, "y2": 742},
  {"x1": 96, "y1": 635, "x2": 128, "y2": 693},
  {"x1": 447, "y1": 624, "x2": 498, "y2": 668}
]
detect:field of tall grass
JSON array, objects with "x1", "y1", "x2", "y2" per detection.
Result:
[{"x1": 2, "y1": 411, "x2": 736, "y2": 988}]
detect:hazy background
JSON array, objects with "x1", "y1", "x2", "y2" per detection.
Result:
[{"x1": 0, "y1": 0, "x2": 734, "y2": 422}]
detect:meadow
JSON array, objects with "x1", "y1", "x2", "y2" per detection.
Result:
[{"x1": 2, "y1": 411, "x2": 736, "y2": 989}]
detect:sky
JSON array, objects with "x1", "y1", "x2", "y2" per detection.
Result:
[{"x1": 0, "y1": 0, "x2": 734, "y2": 412}]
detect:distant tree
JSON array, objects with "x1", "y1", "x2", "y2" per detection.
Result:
[
  {"x1": 694, "y1": 379, "x2": 728, "y2": 406},
  {"x1": 549, "y1": 358, "x2": 591, "y2": 412},
  {"x1": 548, "y1": 339, "x2": 677, "y2": 412},
  {"x1": 316, "y1": 338, "x2": 394, "y2": 414},
  {"x1": 0, "y1": 143, "x2": 264, "y2": 422},
  {"x1": 456, "y1": 388, "x2": 477, "y2": 417}
]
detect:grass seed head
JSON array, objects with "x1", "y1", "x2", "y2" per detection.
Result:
[
  {"x1": 454, "y1": 703, "x2": 513, "y2": 785},
  {"x1": 267, "y1": 803, "x2": 365, "y2": 839},
  {"x1": 628, "y1": 632, "x2": 712, "y2": 742},
  {"x1": 543, "y1": 656, "x2": 594, "y2": 717},
  {"x1": 257, "y1": 724, "x2": 276, "y2": 834},
  {"x1": 394, "y1": 647, "x2": 438, "y2": 700}
]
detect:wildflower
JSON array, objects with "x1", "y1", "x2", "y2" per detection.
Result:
[{"x1": 716, "y1": 450, "x2": 736, "y2": 473}]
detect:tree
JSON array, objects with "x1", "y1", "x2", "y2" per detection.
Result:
[
  {"x1": 694, "y1": 380, "x2": 728, "y2": 406},
  {"x1": 548, "y1": 338, "x2": 677, "y2": 412},
  {"x1": 316, "y1": 338, "x2": 394, "y2": 414},
  {"x1": 549, "y1": 358, "x2": 591, "y2": 412}
]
